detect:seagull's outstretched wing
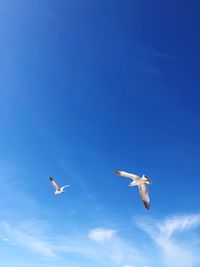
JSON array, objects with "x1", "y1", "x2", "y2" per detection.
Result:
[
  {"x1": 138, "y1": 183, "x2": 150, "y2": 209},
  {"x1": 113, "y1": 170, "x2": 140, "y2": 181},
  {"x1": 60, "y1": 185, "x2": 70, "y2": 191},
  {"x1": 49, "y1": 177, "x2": 60, "y2": 191}
]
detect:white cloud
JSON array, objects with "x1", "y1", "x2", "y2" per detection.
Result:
[
  {"x1": 137, "y1": 214, "x2": 200, "y2": 267},
  {"x1": 59, "y1": 228, "x2": 147, "y2": 266},
  {"x1": 88, "y1": 228, "x2": 116, "y2": 243}
]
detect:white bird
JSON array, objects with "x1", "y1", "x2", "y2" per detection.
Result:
[
  {"x1": 113, "y1": 170, "x2": 152, "y2": 209},
  {"x1": 49, "y1": 177, "x2": 70, "y2": 195}
]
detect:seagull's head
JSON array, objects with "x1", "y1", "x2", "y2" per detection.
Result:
[
  {"x1": 129, "y1": 181, "x2": 136, "y2": 187},
  {"x1": 142, "y1": 175, "x2": 152, "y2": 185}
]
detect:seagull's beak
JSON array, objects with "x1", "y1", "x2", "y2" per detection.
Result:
[{"x1": 113, "y1": 170, "x2": 121, "y2": 176}]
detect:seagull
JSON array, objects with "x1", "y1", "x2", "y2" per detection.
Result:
[
  {"x1": 113, "y1": 170, "x2": 152, "y2": 209},
  {"x1": 49, "y1": 177, "x2": 70, "y2": 195}
]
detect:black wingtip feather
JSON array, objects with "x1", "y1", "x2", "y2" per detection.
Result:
[
  {"x1": 143, "y1": 201, "x2": 150, "y2": 210},
  {"x1": 113, "y1": 170, "x2": 121, "y2": 175}
]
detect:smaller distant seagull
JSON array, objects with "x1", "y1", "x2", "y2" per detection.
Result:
[
  {"x1": 49, "y1": 177, "x2": 70, "y2": 195},
  {"x1": 113, "y1": 171, "x2": 152, "y2": 209}
]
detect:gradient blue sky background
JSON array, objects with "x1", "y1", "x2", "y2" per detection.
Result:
[{"x1": 1, "y1": 1, "x2": 200, "y2": 267}]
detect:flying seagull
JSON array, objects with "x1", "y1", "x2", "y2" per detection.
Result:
[
  {"x1": 113, "y1": 170, "x2": 152, "y2": 209},
  {"x1": 49, "y1": 177, "x2": 70, "y2": 195}
]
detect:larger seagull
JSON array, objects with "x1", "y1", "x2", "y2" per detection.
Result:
[
  {"x1": 49, "y1": 177, "x2": 70, "y2": 195},
  {"x1": 113, "y1": 170, "x2": 152, "y2": 209}
]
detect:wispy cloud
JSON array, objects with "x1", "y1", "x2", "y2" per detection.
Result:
[
  {"x1": 58, "y1": 227, "x2": 148, "y2": 267},
  {"x1": 0, "y1": 219, "x2": 149, "y2": 267},
  {"x1": 2, "y1": 209, "x2": 200, "y2": 267},
  {"x1": 88, "y1": 228, "x2": 116, "y2": 243},
  {"x1": 156, "y1": 214, "x2": 200, "y2": 239},
  {"x1": 0, "y1": 220, "x2": 55, "y2": 257},
  {"x1": 137, "y1": 214, "x2": 200, "y2": 267}
]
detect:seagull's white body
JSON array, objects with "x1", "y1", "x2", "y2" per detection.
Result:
[
  {"x1": 113, "y1": 171, "x2": 152, "y2": 209},
  {"x1": 49, "y1": 177, "x2": 70, "y2": 195}
]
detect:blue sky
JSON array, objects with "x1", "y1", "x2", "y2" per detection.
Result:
[{"x1": 0, "y1": 1, "x2": 200, "y2": 266}]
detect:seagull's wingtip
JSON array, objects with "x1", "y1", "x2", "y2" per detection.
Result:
[
  {"x1": 113, "y1": 170, "x2": 121, "y2": 176},
  {"x1": 143, "y1": 201, "x2": 150, "y2": 210}
]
